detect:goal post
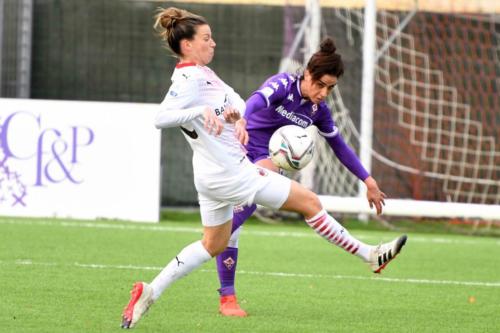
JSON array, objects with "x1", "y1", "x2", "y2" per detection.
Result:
[{"x1": 279, "y1": 0, "x2": 500, "y2": 221}]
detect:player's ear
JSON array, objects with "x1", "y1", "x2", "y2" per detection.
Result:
[
  {"x1": 180, "y1": 39, "x2": 191, "y2": 53},
  {"x1": 304, "y1": 69, "x2": 312, "y2": 82}
]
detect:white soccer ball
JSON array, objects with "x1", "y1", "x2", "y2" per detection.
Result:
[{"x1": 269, "y1": 125, "x2": 315, "y2": 171}]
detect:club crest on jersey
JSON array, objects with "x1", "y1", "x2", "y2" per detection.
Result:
[
  {"x1": 223, "y1": 257, "x2": 235, "y2": 270},
  {"x1": 257, "y1": 168, "x2": 268, "y2": 177},
  {"x1": 233, "y1": 205, "x2": 245, "y2": 213},
  {"x1": 312, "y1": 104, "x2": 318, "y2": 115},
  {"x1": 169, "y1": 90, "x2": 178, "y2": 97}
]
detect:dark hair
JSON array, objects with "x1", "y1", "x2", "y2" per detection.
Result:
[
  {"x1": 154, "y1": 7, "x2": 208, "y2": 55},
  {"x1": 306, "y1": 37, "x2": 344, "y2": 81}
]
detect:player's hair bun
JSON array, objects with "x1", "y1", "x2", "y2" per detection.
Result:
[
  {"x1": 158, "y1": 7, "x2": 184, "y2": 30},
  {"x1": 305, "y1": 36, "x2": 344, "y2": 79},
  {"x1": 154, "y1": 7, "x2": 207, "y2": 56},
  {"x1": 319, "y1": 37, "x2": 337, "y2": 54}
]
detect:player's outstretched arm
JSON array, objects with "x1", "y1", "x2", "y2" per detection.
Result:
[{"x1": 364, "y1": 176, "x2": 386, "y2": 215}]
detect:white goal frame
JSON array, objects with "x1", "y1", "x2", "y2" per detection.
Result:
[{"x1": 281, "y1": 0, "x2": 500, "y2": 221}]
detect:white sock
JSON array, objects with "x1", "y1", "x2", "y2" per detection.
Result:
[
  {"x1": 305, "y1": 210, "x2": 372, "y2": 261},
  {"x1": 150, "y1": 240, "x2": 212, "y2": 300}
]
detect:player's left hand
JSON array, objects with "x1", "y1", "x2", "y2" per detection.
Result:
[
  {"x1": 234, "y1": 118, "x2": 249, "y2": 145},
  {"x1": 223, "y1": 106, "x2": 241, "y2": 124},
  {"x1": 364, "y1": 176, "x2": 386, "y2": 215}
]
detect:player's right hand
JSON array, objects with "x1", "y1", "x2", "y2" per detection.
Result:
[
  {"x1": 203, "y1": 107, "x2": 223, "y2": 136},
  {"x1": 223, "y1": 106, "x2": 242, "y2": 124},
  {"x1": 234, "y1": 118, "x2": 249, "y2": 145}
]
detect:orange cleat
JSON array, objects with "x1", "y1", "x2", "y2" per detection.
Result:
[
  {"x1": 219, "y1": 295, "x2": 248, "y2": 317},
  {"x1": 121, "y1": 282, "x2": 154, "y2": 329}
]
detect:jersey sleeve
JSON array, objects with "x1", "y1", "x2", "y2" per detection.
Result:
[
  {"x1": 324, "y1": 134, "x2": 370, "y2": 181},
  {"x1": 253, "y1": 73, "x2": 290, "y2": 108},
  {"x1": 244, "y1": 93, "x2": 267, "y2": 121},
  {"x1": 314, "y1": 104, "x2": 339, "y2": 138},
  {"x1": 154, "y1": 77, "x2": 206, "y2": 129},
  {"x1": 222, "y1": 81, "x2": 246, "y2": 117},
  {"x1": 314, "y1": 104, "x2": 369, "y2": 180}
]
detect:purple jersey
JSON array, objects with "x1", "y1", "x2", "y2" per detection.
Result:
[
  {"x1": 244, "y1": 72, "x2": 369, "y2": 181},
  {"x1": 245, "y1": 73, "x2": 337, "y2": 158}
]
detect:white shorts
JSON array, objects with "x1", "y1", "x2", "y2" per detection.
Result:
[{"x1": 197, "y1": 160, "x2": 291, "y2": 227}]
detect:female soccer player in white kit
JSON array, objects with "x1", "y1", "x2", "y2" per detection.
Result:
[{"x1": 120, "y1": 7, "x2": 407, "y2": 329}]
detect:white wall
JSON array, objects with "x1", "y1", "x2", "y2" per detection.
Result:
[{"x1": 0, "y1": 98, "x2": 161, "y2": 222}]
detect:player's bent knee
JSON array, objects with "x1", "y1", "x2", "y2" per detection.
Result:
[
  {"x1": 308, "y1": 193, "x2": 322, "y2": 211},
  {"x1": 301, "y1": 192, "x2": 322, "y2": 216},
  {"x1": 202, "y1": 219, "x2": 233, "y2": 256},
  {"x1": 202, "y1": 238, "x2": 229, "y2": 257}
]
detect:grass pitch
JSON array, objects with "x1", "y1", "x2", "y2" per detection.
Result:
[{"x1": 0, "y1": 214, "x2": 499, "y2": 333}]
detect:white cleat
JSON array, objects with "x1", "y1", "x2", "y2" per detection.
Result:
[
  {"x1": 368, "y1": 235, "x2": 407, "y2": 273},
  {"x1": 121, "y1": 282, "x2": 154, "y2": 329}
]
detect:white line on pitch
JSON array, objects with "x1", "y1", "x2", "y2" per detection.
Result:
[
  {"x1": 0, "y1": 218, "x2": 498, "y2": 246},
  {"x1": 4, "y1": 259, "x2": 500, "y2": 288}
]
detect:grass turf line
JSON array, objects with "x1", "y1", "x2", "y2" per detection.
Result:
[{"x1": 0, "y1": 216, "x2": 499, "y2": 332}]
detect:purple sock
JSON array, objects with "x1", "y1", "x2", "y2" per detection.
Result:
[
  {"x1": 216, "y1": 246, "x2": 238, "y2": 296},
  {"x1": 216, "y1": 204, "x2": 257, "y2": 296},
  {"x1": 231, "y1": 204, "x2": 257, "y2": 233}
]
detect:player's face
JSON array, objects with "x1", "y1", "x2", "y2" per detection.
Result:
[
  {"x1": 302, "y1": 71, "x2": 337, "y2": 104},
  {"x1": 188, "y1": 24, "x2": 216, "y2": 65}
]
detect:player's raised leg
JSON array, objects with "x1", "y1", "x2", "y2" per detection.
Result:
[{"x1": 279, "y1": 180, "x2": 407, "y2": 273}]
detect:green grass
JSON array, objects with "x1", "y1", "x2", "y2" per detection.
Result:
[
  {"x1": 1, "y1": 214, "x2": 499, "y2": 332},
  {"x1": 160, "y1": 209, "x2": 500, "y2": 237}
]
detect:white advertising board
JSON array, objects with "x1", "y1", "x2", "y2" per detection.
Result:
[{"x1": 0, "y1": 98, "x2": 161, "y2": 222}]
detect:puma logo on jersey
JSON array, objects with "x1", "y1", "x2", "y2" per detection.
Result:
[{"x1": 180, "y1": 126, "x2": 198, "y2": 139}]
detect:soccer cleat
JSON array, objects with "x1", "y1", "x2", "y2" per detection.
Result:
[
  {"x1": 219, "y1": 295, "x2": 248, "y2": 317},
  {"x1": 121, "y1": 282, "x2": 154, "y2": 329},
  {"x1": 368, "y1": 235, "x2": 407, "y2": 273}
]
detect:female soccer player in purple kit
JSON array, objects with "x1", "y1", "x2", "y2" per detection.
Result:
[{"x1": 216, "y1": 37, "x2": 393, "y2": 317}]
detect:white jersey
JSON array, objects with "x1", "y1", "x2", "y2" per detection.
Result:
[
  {"x1": 156, "y1": 63, "x2": 247, "y2": 176},
  {"x1": 155, "y1": 63, "x2": 291, "y2": 222},
  {"x1": 156, "y1": 63, "x2": 266, "y2": 205}
]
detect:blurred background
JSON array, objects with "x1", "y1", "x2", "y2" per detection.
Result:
[{"x1": 1, "y1": 0, "x2": 499, "y2": 222}]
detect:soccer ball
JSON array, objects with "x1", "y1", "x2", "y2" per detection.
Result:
[{"x1": 269, "y1": 125, "x2": 315, "y2": 171}]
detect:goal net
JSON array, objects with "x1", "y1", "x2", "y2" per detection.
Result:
[{"x1": 279, "y1": 0, "x2": 500, "y2": 221}]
